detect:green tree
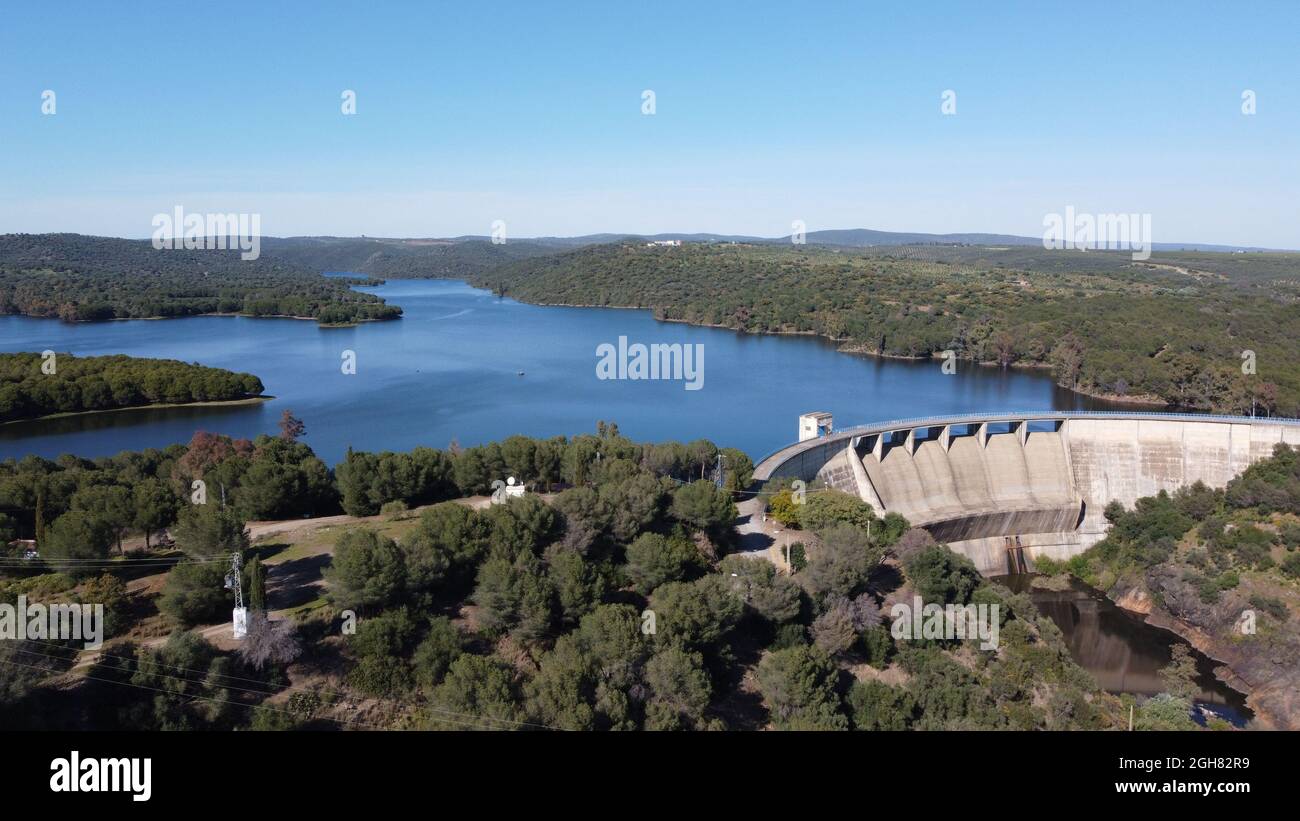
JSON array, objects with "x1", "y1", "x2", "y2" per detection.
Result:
[
  {"x1": 718, "y1": 555, "x2": 803, "y2": 624},
  {"x1": 246, "y1": 555, "x2": 267, "y2": 611},
  {"x1": 624, "y1": 532, "x2": 698, "y2": 594},
  {"x1": 482, "y1": 495, "x2": 558, "y2": 560},
  {"x1": 323, "y1": 528, "x2": 406, "y2": 612},
  {"x1": 403, "y1": 501, "x2": 487, "y2": 594},
  {"x1": 71, "y1": 484, "x2": 133, "y2": 554},
  {"x1": 412, "y1": 617, "x2": 465, "y2": 691},
  {"x1": 643, "y1": 645, "x2": 712, "y2": 730},
  {"x1": 547, "y1": 549, "x2": 606, "y2": 624},
  {"x1": 132, "y1": 478, "x2": 178, "y2": 549},
  {"x1": 1159, "y1": 644, "x2": 1200, "y2": 702},
  {"x1": 158, "y1": 562, "x2": 230, "y2": 626},
  {"x1": 800, "y1": 523, "x2": 881, "y2": 600},
  {"x1": 669, "y1": 480, "x2": 736, "y2": 537},
  {"x1": 754, "y1": 644, "x2": 848, "y2": 730},
  {"x1": 1135, "y1": 693, "x2": 1197, "y2": 730},
  {"x1": 650, "y1": 575, "x2": 743, "y2": 649},
  {"x1": 847, "y1": 680, "x2": 914, "y2": 731},
  {"x1": 41, "y1": 510, "x2": 113, "y2": 576},
  {"x1": 426, "y1": 655, "x2": 521, "y2": 731},
  {"x1": 473, "y1": 552, "x2": 555, "y2": 642},
  {"x1": 526, "y1": 634, "x2": 597, "y2": 731},
  {"x1": 904, "y1": 543, "x2": 982, "y2": 605},
  {"x1": 766, "y1": 489, "x2": 801, "y2": 527},
  {"x1": 797, "y1": 489, "x2": 876, "y2": 531},
  {"x1": 173, "y1": 503, "x2": 249, "y2": 558},
  {"x1": 576, "y1": 604, "x2": 648, "y2": 692}
]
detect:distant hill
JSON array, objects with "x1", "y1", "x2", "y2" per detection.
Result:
[
  {"x1": 0, "y1": 233, "x2": 401, "y2": 324},
  {"x1": 439, "y1": 229, "x2": 1288, "y2": 253},
  {"x1": 262, "y1": 236, "x2": 557, "y2": 278}
]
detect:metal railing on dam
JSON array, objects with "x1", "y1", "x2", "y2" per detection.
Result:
[{"x1": 752, "y1": 410, "x2": 1300, "y2": 481}]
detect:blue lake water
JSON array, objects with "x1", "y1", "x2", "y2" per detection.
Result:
[{"x1": 1, "y1": 279, "x2": 1126, "y2": 465}]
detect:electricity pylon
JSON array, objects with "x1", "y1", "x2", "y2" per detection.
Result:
[{"x1": 225, "y1": 552, "x2": 247, "y2": 639}]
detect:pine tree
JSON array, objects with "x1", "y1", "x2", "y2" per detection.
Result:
[
  {"x1": 34, "y1": 488, "x2": 46, "y2": 546},
  {"x1": 248, "y1": 555, "x2": 267, "y2": 612}
]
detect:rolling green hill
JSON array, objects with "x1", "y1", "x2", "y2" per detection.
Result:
[{"x1": 0, "y1": 234, "x2": 401, "y2": 325}]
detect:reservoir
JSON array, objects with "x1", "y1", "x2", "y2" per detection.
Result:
[{"x1": 1, "y1": 278, "x2": 1127, "y2": 465}]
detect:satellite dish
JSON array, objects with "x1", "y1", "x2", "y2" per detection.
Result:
[{"x1": 507, "y1": 476, "x2": 516, "y2": 486}]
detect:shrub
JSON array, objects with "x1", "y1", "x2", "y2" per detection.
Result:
[
  {"x1": 787, "y1": 542, "x2": 807, "y2": 572},
  {"x1": 1248, "y1": 594, "x2": 1288, "y2": 621}
]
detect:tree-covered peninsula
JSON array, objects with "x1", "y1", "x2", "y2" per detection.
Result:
[{"x1": 0, "y1": 353, "x2": 265, "y2": 423}]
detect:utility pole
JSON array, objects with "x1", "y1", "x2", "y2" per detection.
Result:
[{"x1": 225, "y1": 552, "x2": 247, "y2": 639}]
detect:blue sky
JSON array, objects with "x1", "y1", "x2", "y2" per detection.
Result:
[{"x1": 1, "y1": 0, "x2": 1297, "y2": 246}]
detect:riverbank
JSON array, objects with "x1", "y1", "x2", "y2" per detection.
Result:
[
  {"x1": 1009, "y1": 573, "x2": 1254, "y2": 724},
  {"x1": 1104, "y1": 575, "x2": 1296, "y2": 730}
]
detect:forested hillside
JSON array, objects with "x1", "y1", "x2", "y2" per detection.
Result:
[
  {"x1": 262, "y1": 236, "x2": 557, "y2": 279},
  {"x1": 0, "y1": 234, "x2": 401, "y2": 324},
  {"x1": 471, "y1": 242, "x2": 1300, "y2": 415},
  {"x1": 0, "y1": 353, "x2": 264, "y2": 423}
]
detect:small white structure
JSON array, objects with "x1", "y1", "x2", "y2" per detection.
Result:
[
  {"x1": 798, "y1": 412, "x2": 834, "y2": 442},
  {"x1": 490, "y1": 476, "x2": 528, "y2": 505},
  {"x1": 232, "y1": 606, "x2": 248, "y2": 639},
  {"x1": 645, "y1": 239, "x2": 682, "y2": 247}
]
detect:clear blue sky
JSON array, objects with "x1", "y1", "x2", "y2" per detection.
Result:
[{"x1": 2, "y1": 0, "x2": 1297, "y2": 247}]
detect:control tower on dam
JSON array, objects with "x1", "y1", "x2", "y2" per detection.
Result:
[{"x1": 753, "y1": 412, "x2": 1300, "y2": 575}]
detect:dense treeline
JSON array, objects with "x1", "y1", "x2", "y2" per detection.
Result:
[
  {"x1": 0, "y1": 234, "x2": 401, "y2": 325},
  {"x1": 335, "y1": 425, "x2": 753, "y2": 517},
  {"x1": 0, "y1": 353, "x2": 264, "y2": 423},
  {"x1": 0, "y1": 421, "x2": 748, "y2": 562},
  {"x1": 472, "y1": 242, "x2": 1300, "y2": 415}
]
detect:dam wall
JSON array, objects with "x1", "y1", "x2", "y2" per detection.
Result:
[{"x1": 753, "y1": 413, "x2": 1300, "y2": 575}]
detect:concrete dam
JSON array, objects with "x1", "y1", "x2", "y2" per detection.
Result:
[{"x1": 753, "y1": 412, "x2": 1300, "y2": 575}]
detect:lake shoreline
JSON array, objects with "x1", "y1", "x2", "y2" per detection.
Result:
[
  {"x1": 479, "y1": 294, "x2": 1171, "y2": 409},
  {"x1": 0, "y1": 312, "x2": 402, "y2": 327},
  {"x1": 1, "y1": 395, "x2": 274, "y2": 427}
]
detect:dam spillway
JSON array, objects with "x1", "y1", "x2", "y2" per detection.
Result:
[{"x1": 753, "y1": 412, "x2": 1300, "y2": 575}]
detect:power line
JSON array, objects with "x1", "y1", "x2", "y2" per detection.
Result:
[
  {"x1": 0, "y1": 655, "x2": 396, "y2": 731},
  {"x1": 9, "y1": 636, "x2": 560, "y2": 732},
  {"x1": 3, "y1": 648, "x2": 514, "y2": 732}
]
